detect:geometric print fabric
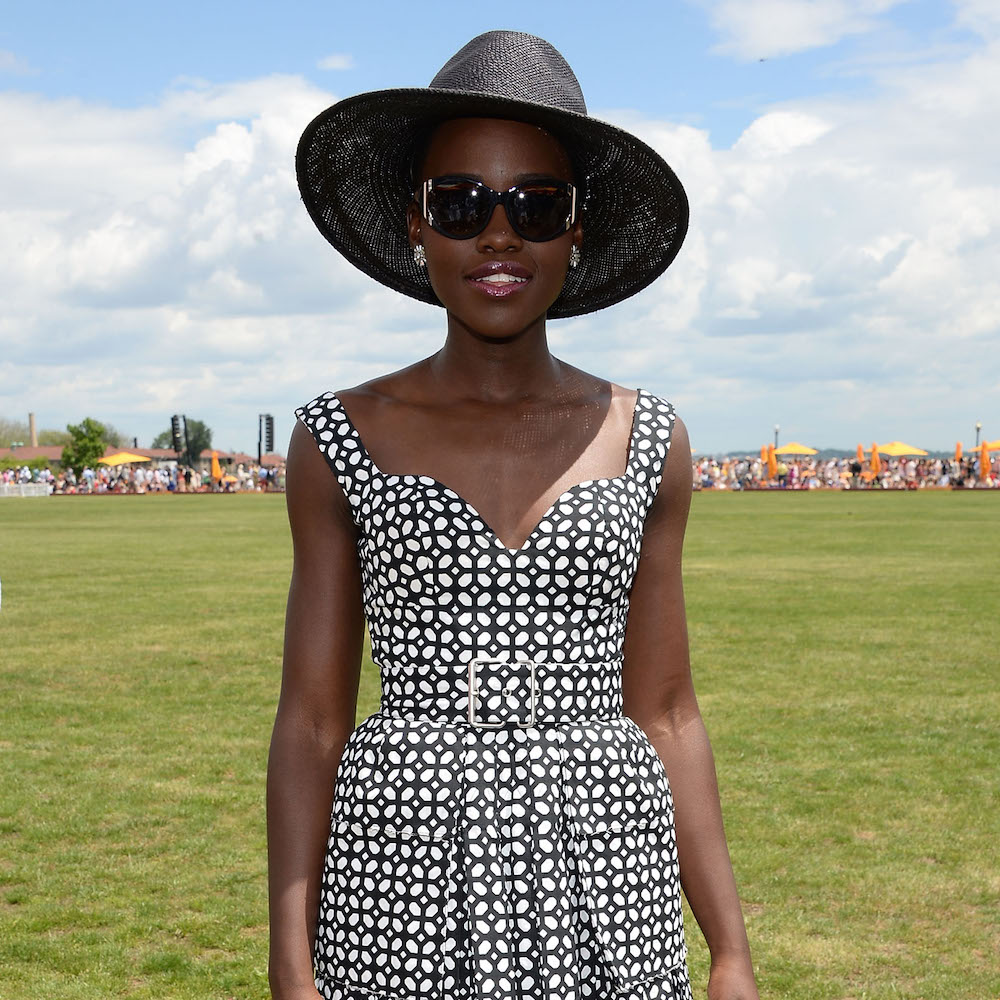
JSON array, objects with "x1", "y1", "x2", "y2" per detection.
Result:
[{"x1": 295, "y1": 388, "x2": 692, "y2": 999}]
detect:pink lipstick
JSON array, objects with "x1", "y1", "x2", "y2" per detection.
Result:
[{"x1": 465, "y1": 261, "x2": 532, "y2": 298}]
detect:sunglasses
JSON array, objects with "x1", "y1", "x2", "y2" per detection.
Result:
[{"x1": 418, "y1": 175, "x2": 578, "y2": 242}]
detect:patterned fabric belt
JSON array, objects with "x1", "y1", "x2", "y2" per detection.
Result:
[{"x1": 379, "y1": 657, "x2": 624, "y2": 727}]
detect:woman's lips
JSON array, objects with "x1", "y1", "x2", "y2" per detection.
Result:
[{"x1": 465, "y1": 261, "x2": 532, "y2": 298}]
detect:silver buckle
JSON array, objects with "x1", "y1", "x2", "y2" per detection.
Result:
[{"x1": 468, "y1": 658, "x2": 537, "y2": 728}]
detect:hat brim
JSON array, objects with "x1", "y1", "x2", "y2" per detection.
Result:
[{"x1": 296, "y1": 88, "x2": 689, "y2": 319}]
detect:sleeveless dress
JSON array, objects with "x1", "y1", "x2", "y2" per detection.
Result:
[{"x1": 295, "y1": 388, "x2": 692, "y2": 1000}]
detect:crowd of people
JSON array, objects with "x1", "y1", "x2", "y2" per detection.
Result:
[
  {"x1": 4, "y1": 452, "x2": 996, "y2": 495},
  {"x1": 692, "y1": 454, "x2": 997, "y2": 490},
  {"x1": 1, "y1": 461, "x2": 286, "y2": 494}
]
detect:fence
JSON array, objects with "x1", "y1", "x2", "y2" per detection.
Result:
[{"x1": 0, "y1": 483, "x2": 49, "y2": 498}]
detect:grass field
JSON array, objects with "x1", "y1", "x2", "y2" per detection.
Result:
[{"x1": 0, "y1": 491, "x2": 997, "y2": 1000}]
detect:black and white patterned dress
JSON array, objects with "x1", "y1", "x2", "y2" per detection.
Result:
[{"x1": 295, "y1": 387, "x2": 692, "y2": 1000}]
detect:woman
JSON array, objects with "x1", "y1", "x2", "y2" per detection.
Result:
[{"x1": 268, "y1": 31, "x2": 759, "y2": 1000}]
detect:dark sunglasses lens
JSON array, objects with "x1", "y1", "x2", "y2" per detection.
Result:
[
  {"x1": 510, "y1": 185, "x2": 572, "y2": 241},
  {"x1": 427, "y1": 180, "x2": 492, "y2": 238}
]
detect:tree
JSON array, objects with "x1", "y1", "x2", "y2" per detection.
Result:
[
  {"x1": 101, "y1": 422, "x2": 131, "y2": 449},
  {"x1": 149, "y1": 419, "x2": 211, "y2": 463},
  {"x1": 61, "y1": 418, "x2": 109, "y2": 475},
  {"x1": 0, "y1": 418, "x2": 29, "y2": 448},
  {"x1": 38, "y1": 429, "x2": 71, "y2": 446},
  {"x1": 182, "y1": 418, "x2": 212, "y2": 467}
]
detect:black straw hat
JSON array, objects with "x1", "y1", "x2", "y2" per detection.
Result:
[{"x1": 296, "y1": 30, "x2": 689, "y2": 318}]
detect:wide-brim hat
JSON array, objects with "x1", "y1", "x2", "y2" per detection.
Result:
[{"x1": 296, "y1": 30, "x2": 689, "y2": 318}]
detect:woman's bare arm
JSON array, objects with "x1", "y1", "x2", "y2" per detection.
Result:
[
  {"x1": 623, "y1": 415, "x2": 759, "y2": 1000},
  {"x1": 267, "y1": 420, "x2": 365, "y2": 1000}
]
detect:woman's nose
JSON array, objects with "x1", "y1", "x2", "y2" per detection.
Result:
[{"x1": 476, "y1": 202, "x2": 522, "y2": 252}]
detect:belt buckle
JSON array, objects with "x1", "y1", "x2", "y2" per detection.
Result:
[{"x1": 468, "y1": 658, "x2": 537, "y2": 728}]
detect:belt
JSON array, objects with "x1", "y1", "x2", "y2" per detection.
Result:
[{"x1": 379, "y1": 657, "x2": 623, "y2": 728}]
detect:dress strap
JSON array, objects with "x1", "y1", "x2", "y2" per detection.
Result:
[
  {"x1": 294, "y1": 391, "x2": 374, "y2": 515},
  {"x1": 628, "y1": 389, "x2": 677, "y2": 503}
]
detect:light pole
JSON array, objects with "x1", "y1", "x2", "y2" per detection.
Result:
[
  {"x1": 975, "y1": 421, "x2": 982, "y2": 447},
  {"x1": 774, "y1": 424, "x2": 780, "y2": 448}
]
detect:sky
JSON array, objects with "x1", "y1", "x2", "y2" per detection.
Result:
[{"x1": 1, "y1": 0, "x2": 998, "y2": 454}]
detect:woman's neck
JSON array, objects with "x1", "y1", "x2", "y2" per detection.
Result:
[{"x1": 429, "y1": 313, "x2": 568, "y2": 403}]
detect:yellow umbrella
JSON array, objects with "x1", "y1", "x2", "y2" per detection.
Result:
[
  {"x1": 774, "y1": 441, "x2": 818, "y2": 456},
  {"x1": 767, "y1": 443, "x2": 778, "y2": 480},
  {"x1": 210, "y1": 451, "x2": 223, "y2": 481},
  {"x1": 871, "y1": 443, "x2": 882, "y2": 476},
  {"x1": 980, "y1": 441, "x2": 990, "y2": 482},
  {"x1": 954, "y1": 442, "x2": 962, "y2": 462},
  {"x1": 877, "y1": 441, "x2": 928, "y2": 457},
  {"x1": 222, "y1": 474, "x2": 239, "y2": 483},
  {"x1": 984, "y1": 439, "x2": 1000, "y2": 451},
  {"x1": 99, "y1": 451, "x2": 151, "y2": 464}
]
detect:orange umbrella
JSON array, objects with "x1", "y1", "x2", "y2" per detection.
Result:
[
  {"x1": 767, "y1": 443, "x2": 778, "y2": 480},
  {"x1": 210, "y1": 450, "x2": 223, "y2": 481},
  {"x1": 980, "y1": 441, "x2": 990, "y2": 482},
  {"x1": 760, "y1": 445, "x2": 767, "y2": 463},
  {"x1": 870, "y1": 443, "x2": 881, "y2": 476},
  {"x1": 954, "y1": 442, "x2": 962, "y2": 462},
  {"x1": 856, "y1": 443, "x2": 865, "y2": 463}
]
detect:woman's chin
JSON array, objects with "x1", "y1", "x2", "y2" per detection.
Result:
[{"x1": 439, "y1": 289, "x2": 559, "y2": 340}]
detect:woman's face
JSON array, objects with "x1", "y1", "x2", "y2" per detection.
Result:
[{"x1": 408, "y1": 117, "x2": 582, "y2": 339}]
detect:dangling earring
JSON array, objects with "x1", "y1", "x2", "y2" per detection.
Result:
[
  {"x1": 413, "y1": 243, "x2": 427, "y2": 268},
  {"x1": 569, "y1": 244, "x2": 581, "y2": 269}
]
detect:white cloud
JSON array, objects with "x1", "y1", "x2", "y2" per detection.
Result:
[
  {"x1": 953, "y1": 0, "x2": 1000, "y2": 36},
  {"x1": 317, "y1": 53, "x2": 355, "y2": 71},
  {"x1": 0, "y1": 49, "x2": 33, "y2": 75},
  {"x1": 702, "y1": 0, "x2": 907, "y2": 60},
  {"x1": 1, "y1": 20, "x2": 998, "y2": 454},
  {"x1": 733, "y1": 111, "x2": 833, "y2": 158},
  {"x1": 590, "y1": 33, "x2": 999, "y2": 448}
]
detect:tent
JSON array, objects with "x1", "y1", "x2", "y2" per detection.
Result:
[
  {"x1": 774, "y1": 442, "x2": 818, "y2": 456},
  {"x1": 99, "y1": 451, "x2": 150, "y2": 465},
  {"x1": 877, "y1": 441, "x2": 928, "y2": 457}
]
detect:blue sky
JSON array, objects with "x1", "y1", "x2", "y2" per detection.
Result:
[
  {"x1": 1, "y1": 1, "x2": 997, "y2": 452},
  {"x1": 4, "y1": 1, "x2": 977, "y2": 143}
]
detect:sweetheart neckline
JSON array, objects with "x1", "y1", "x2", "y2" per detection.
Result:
[{"x1": 330, "y1": 389, "x2": 645, "y2": 554}]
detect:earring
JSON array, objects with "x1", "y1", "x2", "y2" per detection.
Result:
[
  {"x1": 413, "y1": 243, "x2": 427, "y2": 268},
  {"x1": 569, "y1": 244, "x2": 581, "y2": 269}
]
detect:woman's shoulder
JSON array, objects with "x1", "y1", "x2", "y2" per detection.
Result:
[{"x1": 298, "y1": 362, "x2": 430, "y2": 417}]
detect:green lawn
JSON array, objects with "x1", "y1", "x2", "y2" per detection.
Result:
[{"x1": 0, "y1": 491, "x2": 996, "y2": 999}]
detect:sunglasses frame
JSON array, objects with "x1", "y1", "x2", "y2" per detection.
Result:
[{"x1": 418, "y1": 175, "x2": 578, "y2": 243}]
